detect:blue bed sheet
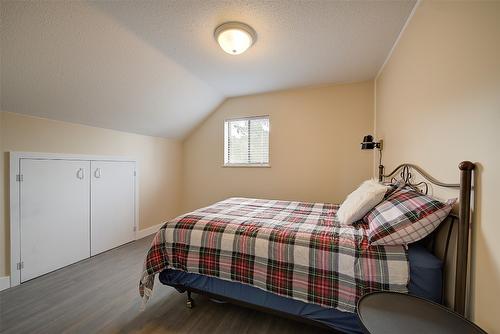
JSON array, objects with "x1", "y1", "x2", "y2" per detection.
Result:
[{"x1": 158, "y1": 243, "x2": 442, "y2": 334}]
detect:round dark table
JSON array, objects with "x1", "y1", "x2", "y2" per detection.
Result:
[{"x1": 357, "y1": 292, "x2": 487, "y2": 334}]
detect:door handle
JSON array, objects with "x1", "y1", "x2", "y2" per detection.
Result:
[
  {"x1": 94, "y1": 168, "x2": 102, "y2": 178},
  {"x1": 77, "y1": 168, "x2": 84, "y2": 180}
]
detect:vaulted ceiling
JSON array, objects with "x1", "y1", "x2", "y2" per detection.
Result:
[{"x1": 1, "y1": 1, "x2": 416, "y2": 138}]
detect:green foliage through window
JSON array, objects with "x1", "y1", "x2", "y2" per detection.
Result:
[{"x1": 224, "y1": 116, "x2": 269, "y2": 165}]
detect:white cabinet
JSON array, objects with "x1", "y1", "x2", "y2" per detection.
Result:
[
  {"x1": 91, "y1": 161, "x2": 136, "y2": 256},
  {"x1": 20, "y1": 159, "x2": 91, "y2": 282},
  {"x1": 10, "y1": 153, "x2": 137, "y2": 286}
]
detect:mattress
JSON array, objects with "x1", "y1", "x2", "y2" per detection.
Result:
[
  {"x1": 142, "y1": 197, "x2": 409, "y2": 313},
  {"x1": 159, "y1": 242, "x2": 442, "y2": 334}
]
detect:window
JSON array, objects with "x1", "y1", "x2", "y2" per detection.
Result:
[{"x1": 224, "y1": 116, "x2": 270, "y2": 166}]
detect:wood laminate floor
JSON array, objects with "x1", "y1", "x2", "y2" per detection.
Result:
[{"x1": 0, "y1": 236, "x2": 332, "y2": 334}]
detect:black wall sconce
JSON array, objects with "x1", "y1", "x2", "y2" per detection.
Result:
[
  {"x1": 360, "y1": 135, "x2": 383, "y2": 150},
  {"x1": 361, "y1": 135, "x2": 384, "y2": 181}
]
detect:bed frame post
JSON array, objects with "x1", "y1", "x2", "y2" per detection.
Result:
[
  {"x1": 186, "y1": 290, "x2": 194, "y2": 309},
  {"x1": 455, "y1": 161, "x2": 475, "y2": 316}
]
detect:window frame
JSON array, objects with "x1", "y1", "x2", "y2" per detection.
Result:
[{"x1": 222, "y1": 115, "x2": 271, "y2": 168}]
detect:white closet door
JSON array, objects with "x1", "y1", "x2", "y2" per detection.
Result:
[
  {"x1": 91, "y1": 161, "x2": 135, "y2": 256},
  {"x1": 20, "y1": 159, "x2": 90, "y2": 282}
]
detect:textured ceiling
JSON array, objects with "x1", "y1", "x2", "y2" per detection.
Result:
[{"x1": 1, "y1": 1, "x2": 416, "y2": 138}]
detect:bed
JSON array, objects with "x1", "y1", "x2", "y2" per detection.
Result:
[{"x1": 140, "y1": 161, "x2": 475, "y2": 333}]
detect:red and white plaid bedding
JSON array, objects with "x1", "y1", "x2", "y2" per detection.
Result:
[{"x1": 140, "y1": 198, "x2": 409, "y2": 313}]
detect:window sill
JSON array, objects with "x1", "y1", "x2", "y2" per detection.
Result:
[{"x1": 222, "y1": 164, "x2": 271, "y2": 168}]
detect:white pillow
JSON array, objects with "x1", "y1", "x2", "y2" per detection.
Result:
[{"x1": 337, "y1": 180, "x2": 389, "y2": 225}]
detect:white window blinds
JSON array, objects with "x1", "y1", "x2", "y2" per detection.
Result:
[{"x1": 224, "y1": 116, "x2": 270, "y2": 166}]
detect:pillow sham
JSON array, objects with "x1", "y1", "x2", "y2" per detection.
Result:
[
  {"x1": 365, "y1": 187, "x2": 456, "y2": 245},
  {"x1": 336, "y1": 180, "x2": 390, "y2": 225}
]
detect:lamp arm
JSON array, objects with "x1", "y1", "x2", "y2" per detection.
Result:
[{"x1": 378, "y1": 148, "x2": 384, "y2": 182}]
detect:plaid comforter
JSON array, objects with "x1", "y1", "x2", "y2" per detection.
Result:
[{"x1": 140, "y1": 198, "x2": 409, "y2": 313}]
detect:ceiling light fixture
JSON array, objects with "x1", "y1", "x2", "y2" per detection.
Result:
[{"x1": 214, "y1": 22, "x2": 257, "y2": 55}]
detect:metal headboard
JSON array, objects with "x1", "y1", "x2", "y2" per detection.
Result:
[{"x1": 378, "y1": 161, "x2": 475, "y2": 317}]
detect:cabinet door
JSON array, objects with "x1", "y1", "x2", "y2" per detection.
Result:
[
  {"x1": 20, "y1": 159, "x2": 91, "y2": 282},
  {"x1": 91, "y1": 161, "x2": 135, "y2": 256}
]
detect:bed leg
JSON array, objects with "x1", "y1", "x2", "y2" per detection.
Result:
[{"x1": 186, "y1": 291, "x2": 194, "y2": 309}]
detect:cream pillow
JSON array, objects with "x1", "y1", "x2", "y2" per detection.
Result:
[{"x1": 337, "y1": 180, "x2": 389, "y2": 225}]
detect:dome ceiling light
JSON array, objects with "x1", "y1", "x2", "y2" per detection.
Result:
[{"x1": 214, "y1": 22, "x2": 257, "y2": 55}]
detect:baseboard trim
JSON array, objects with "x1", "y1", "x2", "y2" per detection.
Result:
[
  {"x1": 0, "y1": 276, "x2": 10, "y2": 291},
  {"x1": 136, "y1": 223, "x2": 164, "y2": 239}
]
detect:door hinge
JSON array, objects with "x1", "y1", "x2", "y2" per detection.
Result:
[
  {"x1": 134, "y1": 170, "x2": 137, "y2": 177},
  {"x1": 16, "y1": 174, "x2": 24, "y2": 182},
  {"x1": 17, "y1": 262, "x2": 24, "y2": 270},
  {"x1": 133, "y1": 226, "x2": 137, "y2": 232}
]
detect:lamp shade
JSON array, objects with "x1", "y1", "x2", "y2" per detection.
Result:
[
  {"x1": 361, "y1": 135, "x2": 376, "y2": 150},
  {"x1": 363, "y1": 135, "x2": 374, "y2": 143}
]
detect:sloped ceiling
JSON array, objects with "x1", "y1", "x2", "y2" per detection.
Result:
[{"x1": 1, "y1": 1, "x2": 416, "y2": 139}]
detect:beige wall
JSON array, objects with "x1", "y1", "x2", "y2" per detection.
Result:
[
  {"x1": 182, "y1": 81, "x2": 374, "y2": 212},
  {"x1": 0, "y1": 111, "x2": 183, "y2": 276},
  {"x1": 375, "y1": 1, "x2": 500, "y2": 332},
  {"x1": 0, "y1": 113, "x2": 5, "y2": 277}
]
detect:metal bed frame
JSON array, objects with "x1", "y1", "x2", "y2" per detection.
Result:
[
  {"x1": 378, "y1": 161, "x2": 475, "y2": 316},
  {"x1": 170, "y1": 161, "x2": 476, "y2": 328}
]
